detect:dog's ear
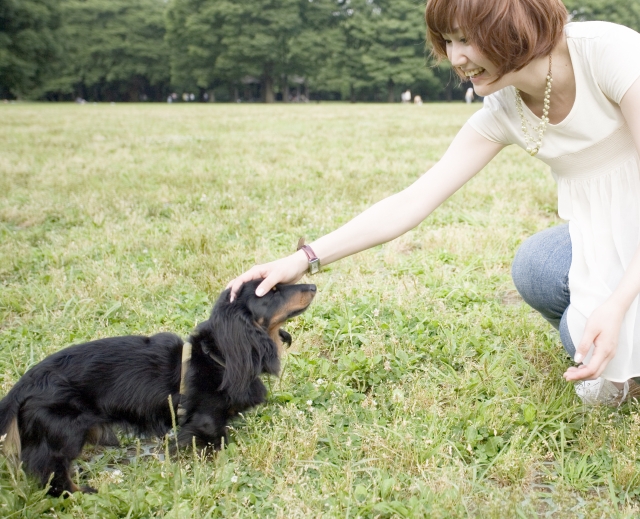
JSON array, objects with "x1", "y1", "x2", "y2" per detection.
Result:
[{"x1": 208, "y1": 297, "x2": 280, "y2": 403}]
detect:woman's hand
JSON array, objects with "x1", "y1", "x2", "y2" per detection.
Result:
[
  {"x1": 563, "y1": 300, "x2": 626, "y2": 381},
  {"x1": 226, "y1": 250, "x2": 309, "y2": 302}
]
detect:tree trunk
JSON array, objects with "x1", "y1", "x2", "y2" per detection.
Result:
[
  {"x1": 350, "y1": 84, "x2": 357, "y2": 103},
  {"x1": 387, "y1": 80, "x2": 395, "y2": 103},
  {"x1": 260, "y1": 63, "x2": 275, "y2": 103},
  {"x1": 281, "y1": 75, "x2": 288, "y2": 103},
  {"x1": 262, "y1": 73, "x2": 275, "y2": 103},
  {"x1": 129, "y1": 76, "x2": 143, "y2": 102}
]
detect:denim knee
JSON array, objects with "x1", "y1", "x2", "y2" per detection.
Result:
[
  {"x1": 559, "y1": 307, "x2": 575, "y2": 357},
  {"x1": 511, "y1": 225, "x2": 571, "y2": 329}
]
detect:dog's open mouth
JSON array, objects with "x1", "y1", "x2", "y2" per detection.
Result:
[{"x1": 278, "y1": 328, "x2": 292, "y2": 346}]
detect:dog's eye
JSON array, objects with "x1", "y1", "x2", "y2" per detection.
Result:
[{"x1": 271, "y1": 287, "x2": 277, "y2": 292}]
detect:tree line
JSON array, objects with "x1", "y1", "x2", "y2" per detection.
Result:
[{"x1": 1, "y1": 0, "x2": 639, "y2": 103}]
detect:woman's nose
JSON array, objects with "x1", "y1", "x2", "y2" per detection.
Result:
[{"x1": 448, "y1": 43, "x2": 467, "y2": 67}]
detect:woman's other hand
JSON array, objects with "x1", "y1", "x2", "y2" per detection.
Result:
[
  {"x1": 226, "y1": 250, "x2": 309, "y2": 302},
  {"x1": 562, "y1": 300, "x2": 626, "y2": 381}
]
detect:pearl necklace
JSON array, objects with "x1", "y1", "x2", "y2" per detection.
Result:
[{"x1": 514, "y1": 54, "x2": 553, "y2": 156}]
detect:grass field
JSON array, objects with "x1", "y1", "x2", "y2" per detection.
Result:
[{"x1": 1, "y1": 102, "x2": 639, "y2": 517}]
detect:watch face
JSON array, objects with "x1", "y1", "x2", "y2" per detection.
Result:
[{"x1": 309, "y1": 259, "x2": 320, "y2": 274}]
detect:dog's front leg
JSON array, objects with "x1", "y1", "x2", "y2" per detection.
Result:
[{"x1": 177, "y1": 410, "x2": 228, "y2": 451}]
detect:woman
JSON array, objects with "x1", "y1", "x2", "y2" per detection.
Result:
[{"x1": 228, "y1": 0, "x2": 640, "y2": 404}]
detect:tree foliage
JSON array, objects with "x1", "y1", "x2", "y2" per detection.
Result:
[
  {"x1": 0, "y1": 0, "x2": 62, "y2": 98},
  {"x1": 166, "y1": 0, "x2": 334, "y2": 101},
  {"x1": 54, "y1": 0, "x2": 170, "y2": 101},
  {"x1": 3, "y1": 0, "x2": 640, "y2": 101},
  {"x1": 565, "y1": 0, "x2": 640, "y2": 32}
]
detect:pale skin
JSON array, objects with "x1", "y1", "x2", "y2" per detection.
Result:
[{"x1": 228, "y1": 26, "x2": 640, "y2": 384}]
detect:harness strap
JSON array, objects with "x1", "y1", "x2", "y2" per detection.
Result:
[
  {"x1": 177, "y1": 341, "x2": 192, "y2": 417},
  {"x1": 176, "y1": 341, "x2": 226, "y2": 418}
]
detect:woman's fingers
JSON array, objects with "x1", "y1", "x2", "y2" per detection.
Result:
[
  {"x1": 227, "y1": 251, "x2": 310, "y2": 302},
  {"x1": 563, "y1": 333, "x2": 617, "y2": 381},
  {"x1": 255, "y1": 274, "x2": 279, "y2": 297},
  {"x1": 254, "y1": 255, "x2": 307, "y2": 295},
  {"x1": 573, "y1": 327, "x2": 596, "y2": 364},
  {"x1": 227, "y1": 266, "x2": 269, "y2": 302}
]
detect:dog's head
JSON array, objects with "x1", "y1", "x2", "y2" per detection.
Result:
[{"x1": 195, "y1": 280, "x2": 316, "y2": 403}]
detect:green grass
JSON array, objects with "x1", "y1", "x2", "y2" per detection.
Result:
[{"x1": 1, "y1": 102, "x2": 640, "y2": 517}]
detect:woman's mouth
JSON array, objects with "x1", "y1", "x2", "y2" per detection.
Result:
[{"x1": 464, "y1": 67, "x2": 485, "y2": 79}]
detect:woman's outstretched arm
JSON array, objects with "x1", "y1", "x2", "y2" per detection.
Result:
[{"x1": 228, "y1": 122, "x2": 504, "y2": 300}]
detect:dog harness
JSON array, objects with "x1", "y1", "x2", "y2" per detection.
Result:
[
  {"x1": 176, "y1": 341, "x2": 226, "y2": 418},
  {"x1": 177, "y1": 341, "x2": 192, "y2": 417}
]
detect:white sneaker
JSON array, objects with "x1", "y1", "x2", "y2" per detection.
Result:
[{"x1": 575, "y1": 378, "x2": 628, "y2": 406}]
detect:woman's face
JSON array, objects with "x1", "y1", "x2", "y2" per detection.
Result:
[{"x1": 442, "y1": 28, "x2": 506, "y2": 97}]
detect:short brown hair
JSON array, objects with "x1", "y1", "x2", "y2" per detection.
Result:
[{"x1": 425, "y1": 0, "x2": 568, "y2": 81}]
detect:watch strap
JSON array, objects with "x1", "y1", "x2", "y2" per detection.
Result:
[{"x1": 297, "y1": 238, "x2": 321, "y2": 274}]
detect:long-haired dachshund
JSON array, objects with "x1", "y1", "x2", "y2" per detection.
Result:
[{"x1": 0, "y1": 280, "x2": 316, "y2": 496}]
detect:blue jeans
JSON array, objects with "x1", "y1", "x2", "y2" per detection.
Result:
[{"x1": 511, "y1": 224, "x2": 576, "y2": 356}]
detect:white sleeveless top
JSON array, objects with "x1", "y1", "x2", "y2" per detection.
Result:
[{"x1": 468, "y1": 21, "x2": 640, "y2": 382}]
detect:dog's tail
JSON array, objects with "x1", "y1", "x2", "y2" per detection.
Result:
[{"x1": 0, "y1": 391, "x2": 22, "y2": 461}]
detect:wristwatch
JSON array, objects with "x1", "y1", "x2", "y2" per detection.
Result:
[{"x1": 297, "y1": 237, "x2": 321, "y2": 274}]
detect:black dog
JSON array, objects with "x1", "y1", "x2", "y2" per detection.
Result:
[{"x1": 0, "y1": 280, "x2": 316, "y2": 496}]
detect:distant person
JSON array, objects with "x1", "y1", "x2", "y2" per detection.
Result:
[
  {"x1": 228, "y1": 0, "x2": 640, "y2": 406},
  {"x1": 401, "y1": 90, "x2": 412, "y2": 103},
  {"x1": 414, "y1": 95, "x2": 423, "y2": 105},
  {"x1": 465, "y1": 87, "x2": 474, "y2": 103}
]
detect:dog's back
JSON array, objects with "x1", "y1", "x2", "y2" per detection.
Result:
[{"x1": 0, "y1": 333, "x2": 184, "y2": 472}]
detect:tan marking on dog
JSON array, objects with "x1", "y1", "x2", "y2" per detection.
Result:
[
  {"x1": 85, "y1": 426, "x2": 102, "y2": 445},
  {"x1": 269, "y1": 292, "x2": 315, "y2": 329},
  {"x1": 268, "y1": 326, "x2": 285, "y2": 356},
  {"x1": 1, "y1": 417, "x2": 22, "y2": 462},
  {"x1": 266, "y1": 291, "x2": 315, "y2": 355}
]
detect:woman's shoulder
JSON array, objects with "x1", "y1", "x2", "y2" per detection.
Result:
[
  {"x1": 481, "y1": 88, "x2": 514, "y2": 114},
  {"x1": 466, "y1": 88, "x2": 517, "y2": 145},
  {"x1": 566, "y1": 21, "x2": 640, "y2": 105}
]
